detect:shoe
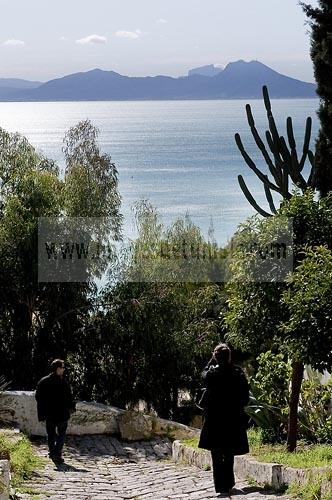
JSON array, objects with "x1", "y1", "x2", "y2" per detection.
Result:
[
  {"x1": 52, "y1": 455, "x2": 65, "y2": 464},
  {"x1": 217, "y1": 491, "x2": 231, "y2": 498}
]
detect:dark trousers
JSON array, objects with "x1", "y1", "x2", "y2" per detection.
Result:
[
  {"x1": 46, "y1": 420, "x2": 68, "y2": 457},
  {"x1": 210, "y1": 449, "x2": 235, "y2": 493}
]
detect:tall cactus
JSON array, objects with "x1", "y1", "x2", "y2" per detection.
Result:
[{"x1": 235, "y1": 86, "x2": 317, "y2": 217}]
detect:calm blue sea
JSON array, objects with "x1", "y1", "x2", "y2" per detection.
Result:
[{"x1": 0, "y1": 99, "x2": 319, "y2": 245}]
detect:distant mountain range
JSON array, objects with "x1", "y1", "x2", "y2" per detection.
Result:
[
  {"x1": 0, "y1": 61, "x2": 317, "y2": 101},
  {"x1": 0, "y1": 78, "x2": 42, "y2": 100},
  {"x1": 188, "y1": 64, "x2": 223, "y2": 77}
]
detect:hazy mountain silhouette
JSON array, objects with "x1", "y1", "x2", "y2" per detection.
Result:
[
  {"x1": 0, "y1": 61, "x2": 316, "y2": 101},
  {"x1": 206, "y1": 60, "x2": 315, "y2": 98},
  {"x1": 0, "y1": 78, "x2": 42, "y2": 100},
  {"x1": 188, "y1": 64, "x2": 223, "y2": 77}
]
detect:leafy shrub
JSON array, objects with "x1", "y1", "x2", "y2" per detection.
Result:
[
  {"x1": 299, "y1": 369, "x2": 332, "y2": 444},
  {"x1": 246, "y1": 351, "x2": 290, "y2": 443}
]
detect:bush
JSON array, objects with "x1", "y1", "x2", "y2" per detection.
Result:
[
  {"x1": 299, "y1": 370, "x2": 332, "y2": 444},
  {"x1": 246, "y1": 351, "x2": 290, "y2": 443}
]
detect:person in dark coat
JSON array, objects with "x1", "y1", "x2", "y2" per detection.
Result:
[
  {"x1": 198, "y1": 343, "x2": 249, "y2": 497},
  {"x1": 35, "y1": 359, "x2": 75, "y2": 464}
]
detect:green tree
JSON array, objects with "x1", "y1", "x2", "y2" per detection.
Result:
[
  {"x1": 73, "y1": 202, "x2": 226, "y2": 418},
  {"x1": 302, "y1": 1, "x2": 332, "y2": 196},
  {"x1": 225, "y1": 192, "x2": 332, "y2": 450},
  {"x1": 125, "y1": 200, "x2": 225, "y2": 284},
  {"x1": 0, "y1": 167, "x2": 72, "y2": 387},
  {"x1": 0, "y1": 121, "x2": 122, "y2": 388},
  {"x1": 233, "y1": 83, "x2": 329, "y2": 450},
  {"x1": 282, "y1": 246, "x2": 332, "y2": 372},
  {"x1": 248, "y1": 351, "x2": 291, "y2": 443},
  {"x1": 71, "y1": 280, "x2": 224, "y2": 419},
  {"x1": 63, "y1": 120, "x2": 122, "y2": 226}
]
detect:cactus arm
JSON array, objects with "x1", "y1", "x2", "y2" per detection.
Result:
[
  {"x1": 282, "y1": 170, "x2": 290, "y2": 198},
  {"x1": 299, "y1": 117, "x2": 312, "y2": 171},
  {"x1": 266, "y1": 130, "x2": 283, "y2": 183},
  {"x1": 290, "y1": 151, "x2": 308, "y2": 191},
  {"x1": 235, "y1": 86, "x2": 317, "y2": 218},
  {"x1": 308, "y1": 150, "x2": 315, "y2": 166},
  {"x1": 279, "y1": 136, "x2": 292, "y2": 166},
  {"x1": 265, "y1": 130, "x2": 274, "y2": 151},
  {"x1": 264, "y1": 180, "x2": 278, "y2": 214},
  {"x1": 235, "y1": 133, "x2": 280, "y2": 192},
  {"x1": 268, "y1": 115, "x2": 281, "y2": 148},
  {"x1": 238, "y1": 175, "x2": 272, "y2": 217},
  {"x1": 307, "y1": 150, "x2": 317, "y2": 188},
  {"x1": 287, "y1": 117, "x2": 296, "y2": 151},
  {"x1": 278, "y1": 137, "x2": 306, "y2": 194},
  {"x1": 263, "y1": 85, "x2": 272, "y2": 115},
  {"x1": 287, "y1": 117, "x2": 299, "y2": 166},
  {"x1": 246, "y1": 105, "x2": 281, "y2": 185},
  {"x1": 276, "y1": 137, "x2": 293, "y2": 197},
  {"x1": 263, "y1": 87, "x2": 281, "y2": 148},
  {"x1": 286, "y1": 115, "x2": 310, "y2": 191}
]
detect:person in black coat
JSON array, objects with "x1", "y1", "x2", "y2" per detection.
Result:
[
  {"x1": 35, "y1": 359, "x2": 75, "y2": 464},
  {"x1": 198, "y1": 343, "x2": 249, "y2": 497}
]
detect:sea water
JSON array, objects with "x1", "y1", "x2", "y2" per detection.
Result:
[{"x1": 0, "y1": 99, "x2": 319, "y2": 245}]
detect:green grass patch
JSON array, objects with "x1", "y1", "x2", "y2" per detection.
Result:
[
  {"x1": 287, "y1": 472, "x2": 332, "y2": 500},
  {"x1": 248, "y1": 428, "x2": 332, "y2": 468},
  {"x1": 181, "y1": 438, "x2": 206, "y2": 453},
  {"x1": 18, "y1": 486, "x2": 51, "y2": 498},
  {"x1": 0, "y1": 431, "x2": 45, "y2": 488},
  {"x1": 182, "y1": 438, "x2": 208, "y2": 454},
  {"x1": 183, "y1": 430, "x2": 332, "y2": 468},
  {"x1": 182, "y1": 438, "x2": 200, "y2": 449},
  {"x1": 18, "y1": 486, "x2": 41, "y2": 495}
]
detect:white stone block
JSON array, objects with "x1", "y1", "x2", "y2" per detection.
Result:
[{"x1": 0, "y1": 460, "x2": 10, "y2": 500}]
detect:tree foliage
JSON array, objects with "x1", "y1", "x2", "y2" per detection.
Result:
[
  {"x1": 0, "y1": 121, "x2": 121, "y2": 388},
  {"x1": 226, "y1": 192, "x2": 332, "y2": 355},
  {"x1": 225, "y1": 192, "x2": 332, "y2": 449},
  {"x1": 67, "y1": 202, "x2": 227, "y2": 418},
  {"x1": 302, "y1": 0, "x2": 332, "y2": 196},
  {"x1": 282, "y1": 245, "x2": 332, "y2": 371}
]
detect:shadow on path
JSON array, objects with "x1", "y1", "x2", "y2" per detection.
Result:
[
  {"x1": 54, "y1": 462, "x2": 89, "y2": 473},
  {"x1": 231, "y1": 485, "x2": 287, "y2": 497}
]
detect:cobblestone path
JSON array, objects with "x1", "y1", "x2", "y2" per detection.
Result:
[{"x1": 18, "y1": 436, "x2": 290, "y2": 500}]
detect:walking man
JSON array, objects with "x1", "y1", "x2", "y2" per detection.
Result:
[{"x1": 35, "y1": 359, "x2": 75, "y2": 464}]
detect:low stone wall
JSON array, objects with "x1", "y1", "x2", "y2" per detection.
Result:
[
  {"x1": 172, "y1": 441, "x2": 277, "y2": 481},
  {"x1": 0, "y1": 460, "x2": 10, "y2": 500},
  {"x1": 172, "y1": 440, "x2": 332, "y2": 493},
  {"x1": 172, "y1": 440, "x2": 212, "y2": 470},
  {"x1": 1, "y1": 392, "x2": 124, "y2": 436},
  {"x1": 282, "y1": 465, "x2": 332, "y2": 496},
  {"x1": 118, "y1": 410, "x2": 200, "y2": 442},
  {"x1": 1, "y1": 391, "x2": 200, "y2": 442}
]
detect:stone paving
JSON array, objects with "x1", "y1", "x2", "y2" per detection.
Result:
[{"x1": 18, "y1": 435, "x2": 290, "y2": 500}]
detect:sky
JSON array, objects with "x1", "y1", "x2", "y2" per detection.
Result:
[{"x1": 0, "y1": 0, "x2": 318, "y2": 82}]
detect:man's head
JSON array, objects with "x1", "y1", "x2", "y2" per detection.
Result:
[
  {"x1": 212, "y1": 343, "x2": 231, "y2": 365},
  {"x1": 51, "y1": 359, "x2": 65, "y2": 377}
]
